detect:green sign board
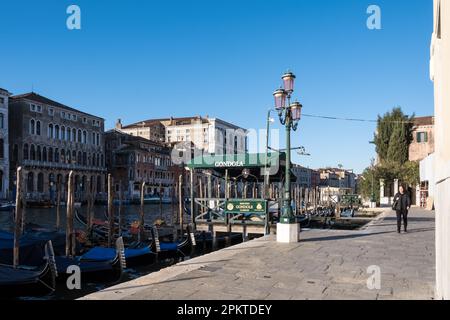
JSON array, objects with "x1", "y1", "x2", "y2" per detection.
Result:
[{"x1": 224, "y1": 200, "x2": 267, "y2": 214}]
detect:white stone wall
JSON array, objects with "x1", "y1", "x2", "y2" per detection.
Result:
[{"x1": 431, "y1": 0, "x2": 450, "y2": 300}]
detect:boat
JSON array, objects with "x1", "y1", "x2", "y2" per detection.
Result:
[
  {"x1": 25, "y1": 199, "x2": 54, "y2": 209},
  {"x1": 142, "y1": 196, "x2": 172, "y2": 205},
  {"x1": 151, "y1": 225, "x2": 195, "y2": 260},
  {"x1": 54, "y1": 237, "x2": 126, "y2": 282},
  {"x1": 0, "y1": 241, "x2": 57, "y2": 298},
  {"x1": 0, "y1": 229, "x2": 126, "y2": 283},
  {"x1": 0, "y1": 202, "x2": 15, "y2": 212}
]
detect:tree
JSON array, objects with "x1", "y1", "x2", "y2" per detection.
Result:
[{"x1": 373, "y1": 107, "x2": 414, "y2": 164}]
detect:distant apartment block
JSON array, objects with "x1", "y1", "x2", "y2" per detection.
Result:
[{"x1": 117, "y1": 116, "x2": 247, "y2": 157}]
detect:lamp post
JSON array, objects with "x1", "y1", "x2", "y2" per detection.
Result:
[
  {"x1": 273, "y1": 71, "x2": 303, "y2": 242},
  {"x1": 264, "y1": 110, "x2": 275, "y2": 200}
]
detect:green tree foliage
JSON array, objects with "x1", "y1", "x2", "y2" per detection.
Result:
[
  {"x1": 361, "y1": 107, "x2": 419, "y2": 201},
  {"x1": 373, "y1": 107, "x2": 414, "y2": 164}
]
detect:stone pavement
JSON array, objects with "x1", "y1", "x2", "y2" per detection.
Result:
[{"x1": 81, "y1": 207, "x2": 435, "y2": 300}]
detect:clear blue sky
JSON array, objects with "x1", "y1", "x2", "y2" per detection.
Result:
[{"x1": 0, "y1": 0, "x2": 434, "y2": 173}]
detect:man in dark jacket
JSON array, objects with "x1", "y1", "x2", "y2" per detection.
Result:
[{"x1": 393, "y1": 185, "x2": 411, "y2": 233}]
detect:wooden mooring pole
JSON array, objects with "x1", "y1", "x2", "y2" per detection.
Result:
[
  {"x1": 56, "y1": 176, "x2": 61, "y2": 231},
  {"x1": 65, "y1": 171, "x2": 75, "y2": 257},
  {"x1": 178, "y1": 174, "x2": 183, "y2": 237},
  {"x1": 13, "y1": 167, "x2": 23, "y2": 268},
  {"x1": 139, "y1": 181, "x2": 145, "y2": 242},
  {"x1": 107, "y1": 174, "x2": 115, "y2": 247},
  {"x1": 118, "y1": 181, "x2": 123, "y2": 236}
]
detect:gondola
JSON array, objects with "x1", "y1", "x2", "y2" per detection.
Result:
[
  {"x1": 54, "y1": 237, "x2": 126, "y2": 282},
  {"x1": 0, "y1": 241, "x2": 57, "y2": 298},
  {"x1": 0, "y1": 202, "x2": 15, "y2": 212},
  {"x1": 0, "y1": 230, "x2": 126, "y2": 283},
  {"x1": 151, "y1": 225, "x2": 196, "y2": 260}
]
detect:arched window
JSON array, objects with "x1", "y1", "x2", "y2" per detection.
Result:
[
  {"x1": 83, "y1": 130, "x2": 87, "y2": 144},
  {"x1": 72, "y1": 151, "x2": 77, "y2": 163},
  {"x1": 30, "y1": 144, "x2": 36, "y2": 161},
  {"x1": 42, "y1": 147, "x2": 47, "y2": 162},
  {"x1": 55, "y1": 125, "x2": 60, "y2": 139},
  {"x1": 23, "y1": 144, "x2": 29, "y2": 160},
  {"x1": 77, "y1": 129, "x2": 82, "y2": 143},
  {"x1": 48, "y1": 124, "x2": 53, "y2": 138},
  {"x1": 37, "y1": 173, "x2": 44, "y2": 193},
  {"x1": 83, "y1": 152, "x2": 87, "y2": 166},
  {"x1": 61, "y1": 126, "x2": 65, "y2": 140},
  {"x1": 0, "y1": 139, "x2": 4, "y2": 159},
  {"x1": 61, "y1": 149, "x2": 65, "y2": 163},
  {"x1": 48, "y1": 147, "x2": 53, "y2": 162},
  {"x1": 30, "y1": 119, "x2": 35, "y2": 135},
  {"x1": 36, "y1": 121, "x2": 41, "y2": 136},
  {"x1": 54, "y1": 148, "x2": 59, "y2": 163},
  {"x1": 101, "y1": 154, "x2": 104, "y2": 167},
  {"x1": 67, "y1": 150, "x2": 71, "y2": 163},
  {"x1": 77, "y1": 151, "x2": 82, "y2": 164},
  {"x1": 72, "y1": 128, "x2": 76, "y2": 142},
  {"x1": 97, "y1": 154, "x2": 100, "y2": 167},
  {"x1": 37, "y1": 146, "x2": 41, "y2": 162},
  {"x1": 27, "y1": 172, "x2": 34, "y2": 192},
  {"x1": 97, "y1": 175, "x2": 102, "y2": 193},
  {"x1": 67, "y1": 127, "x2": 71, "y2": 141}
]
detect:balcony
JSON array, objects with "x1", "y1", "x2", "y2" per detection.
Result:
[{"x1": 22, "y1": 160, "x2": 106, "y2": 172}]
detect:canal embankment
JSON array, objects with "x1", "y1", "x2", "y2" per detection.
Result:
[{"x1": 81, "y1": 207, "x2": 435, "y2": 300}]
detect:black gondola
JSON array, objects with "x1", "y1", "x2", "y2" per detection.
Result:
[
  {"x1": 0, "y1": 241, "x2": 57, "y2": 298},
  {"x1": 151, "y1": 225, "x2": 196, "y2": 260}
]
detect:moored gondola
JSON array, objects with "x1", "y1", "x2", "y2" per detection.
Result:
[
  {"x1": 0, "y1": 241, "x2": 57, "y2": 299},
  {"x1": 151, "y1": 225, "x2": 196, "y2": 260}
]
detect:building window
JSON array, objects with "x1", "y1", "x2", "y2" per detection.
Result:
[
  {"x1": 30, "y1": 119, "x2": 35, "y2": 135},
  {"x1": 83, "y1": 130, "x2": 87, "y2": 144},
  {"x1": 0, "y1": 139, "x2": 4, "y2": 159},
  {"x1": 0, "y1": 97, "x2": 4, "y2": 105},
  {"x1": 42, "y1": 147, "x2": 47, "y2": 162},
  {"x1": 37, "y1": 146, "x2": 41, "y2": 162},
  {"x1": 55, "y1": 125, "x2": 60, "y2": 139},
  {"x1": 61, "y1": 126, "x2": 65, "y2": 140},
  {"x1": 30, "y1": 145, "x2": 36, "y2": 161},
  {"x1": 55, "y1": 148, "x2": 59, "y2": 163},
  {"x1": 77, "y1": 129, "x2": 82, "y2": 143},
  {"x1": 48, "y1": 147, "x2": 53, "y2": 162},
  {"x1": 36, "y1": 105, "x2": 42, "y2": 113},
  {"x1": 61, "y1": 111, "x2": 65, "y2": 119},
  {"x1": 48, "y1": 124, "x2": 53, "y2": 138},
  {"x1": 48, "y1": 108, "x2": 54, "y2": 116},
  {"x1": 83, "y1": 117, "x2": 87, "y2": 124},
  {"x1": 72, "y1": 114, "x2": 77, "y2": 121},
  {"x1": 416, "y1": 132, "x2": 429, "y2": 143},
  {"x1": 30, "y1": 104, "x2": 36, "y2": 112},
  {"x1": 27, "y1": 172, "x2": 34, "y2": 192},
  {"x1": 72, "y1": 128, "x2": 76, "y2": 142},
  {"x1": 23, "y1": 144, "x2": 29, "y2": 160},
  {"x1": 0, "y1": 113, "x2": 3, "y2": 129},
  {"x1": 37, "y1": 173, "x2": 44, "y2": 193},
  {"x1": 66, "y1": 127, "x2": 71, "y2": 141},
  {"x1": 36, "y1": 121, "x2": 41, "y2": 136}
]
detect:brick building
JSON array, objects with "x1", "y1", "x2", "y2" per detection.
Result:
[{"x1": 409, "y1": 116, "x2": 435, "y2": 162}]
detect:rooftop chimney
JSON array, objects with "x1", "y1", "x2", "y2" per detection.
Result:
[{"x1": 115, "y1": 118, "x2": 122, "y2": 129}]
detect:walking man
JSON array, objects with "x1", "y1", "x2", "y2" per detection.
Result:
[{"x1": 393, "y1": 185, "x2": 411, "y2": 233}]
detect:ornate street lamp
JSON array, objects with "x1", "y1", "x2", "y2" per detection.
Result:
[{"x1": 272, "y1": 71, "x2": 303, "y2": 229}]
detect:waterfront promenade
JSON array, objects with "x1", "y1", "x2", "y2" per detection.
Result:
[{"x1": 81, "y1": 208, "x2": 435, "y2": 300}]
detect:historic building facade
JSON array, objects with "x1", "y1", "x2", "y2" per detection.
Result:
[
  {"x1": 0, "y1": 88, "x2": 10, "y2": 199},
  {"x1": 8, "y1": 92, "x2": 106, "y2": 202},
  {"x1": 105, "y1": 129, "x2": 177, "y2": 200},
  {"x1": 117, "y1": 116, "x2": 247, "y2": 158},
  {"x1": 409, "y1": 116, "x2": 435, "y2": 162}
]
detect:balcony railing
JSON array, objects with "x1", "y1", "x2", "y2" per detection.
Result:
[{"x1": 22, "y1": 160, "x2": 106, "y2": 172}]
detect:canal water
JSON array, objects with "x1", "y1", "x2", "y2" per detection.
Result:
[
  {"x1": 0, "y1": 204, "x2": 179, "y2": 232},
  {"x1": 0, "y1": 204, "x2": 201, "y2": 300}
]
